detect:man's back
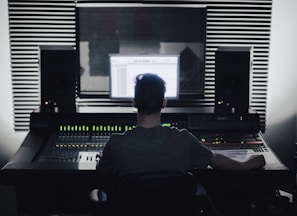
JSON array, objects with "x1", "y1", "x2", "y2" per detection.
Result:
[{"x1": 98, "y1": 125, "x2": 212, "y2": 177}]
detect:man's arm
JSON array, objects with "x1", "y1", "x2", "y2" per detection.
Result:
[
  {"x1": 209, "y1": 153, "x2": 266, "y2": 170},
  {"x1": 96, "y1": 140, "x2": 116, "y2": 182}
]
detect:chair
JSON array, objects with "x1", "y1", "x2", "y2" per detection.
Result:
[{"x1": 105, "y1": 170, "x2": 200, "y2": 216}]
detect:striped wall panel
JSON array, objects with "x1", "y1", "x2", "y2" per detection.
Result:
[
  {"x1": 8, "y1": 0, "x2": 272, "y2": 131},
  {"x1": 8, "y1": 0, "x2": 76, "y2": 130},
  {"x1": 205, "y1": 2, "x2": 272, "y2": 131}
]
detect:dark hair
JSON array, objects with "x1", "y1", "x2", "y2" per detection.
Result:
[{"x1": 134, "y1": 73, "x2": 166, "y2": 115}]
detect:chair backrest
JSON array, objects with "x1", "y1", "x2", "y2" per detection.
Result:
[{"x1": 108, "y1": 170, "x2": 197, "y2": 216}]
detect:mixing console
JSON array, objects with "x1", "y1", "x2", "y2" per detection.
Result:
[
  {"x1": 32, "y1": 116, "x2": 287, "y2": 170},
  {"x1": 37, "y1": 132, "x2": 108, "y2": 163},
  {"x1": 36, "y1": 122, "x2": 182, "y2": 164},
  {"x1": 198, "y1": 132, "x2": 268, "y2": 152},
  {"x1": 2, "y1": 111, "x2": 290, "y2": 216},
  {"x1": 36, "y1": 123, "x2": 131, "y2": 163},
  {"x1": 196, "y1": 132, "x2": 286, "y2": 170}
]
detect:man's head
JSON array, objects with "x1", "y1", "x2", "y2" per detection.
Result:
[{"x1": 133, "y1": 73, "x2": 166, "y2": 115}]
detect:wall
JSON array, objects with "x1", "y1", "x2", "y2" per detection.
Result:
[
  {"x1": 0, "y1": 0, "x2": 26, "y2": 169},
  {"x1": 266, "y1": 0, "x2": 297, "y2": 170},
  {"x1": 0, "y1": 0, "x2": 296, "y2": 170}
]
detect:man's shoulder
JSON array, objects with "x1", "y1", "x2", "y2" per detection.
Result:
[
  {"x1": 109, "y1": 132, "x2": 125, "y2": 138},
  {"x1": 165, "y1": 126, "x2": 191, "y2": 134},
  {"x1": 109, "y1": 126, "x2": 192, "y2": 139},
  {"x1": 109, "y1": 129, "x2": 137, "y2": 140}
]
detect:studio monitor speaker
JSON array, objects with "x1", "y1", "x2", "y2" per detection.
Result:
[
  {"x1": 40, "y1": 46, "x2": 76, "y2": 113},
  {"x1": 215, "y1": 47, "x2": 251, "y2": 114}
]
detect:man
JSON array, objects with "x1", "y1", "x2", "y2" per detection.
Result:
[
  {"x1": 98, "y1": 73, "x2": 265, "y2": 177},
  {"x1": 96, "y1": 73, "x2": 265, "y2": 215}
]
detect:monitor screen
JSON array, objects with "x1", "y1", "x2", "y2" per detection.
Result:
[
  {"x1": 77, "y1": 3, "x2": 206, "y2": 98},
  {"x1": 110, "y1": 54, "x2": 179, "y2": 99}
]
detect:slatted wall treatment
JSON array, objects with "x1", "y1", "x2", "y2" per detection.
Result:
[
  {"x1": 8, "y1": 0, "x2": 272, "y2": 131},
  {"x1": 205, "y1": 0, "x2": 272, "y2": 132},
  {"x1": 8, "y1": 0, "x2": 76, "y2": 130}
]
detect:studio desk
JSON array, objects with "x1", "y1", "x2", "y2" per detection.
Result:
[{"x1": 1, "y1": 107, "x2": 292, "y2": 215}]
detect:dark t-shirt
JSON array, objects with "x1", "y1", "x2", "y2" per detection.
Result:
[{"x1": 97, "y1": 125, "x2": 213, "y2": 178}]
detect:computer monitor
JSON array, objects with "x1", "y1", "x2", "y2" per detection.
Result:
[{"x1": 109, "y1": 54, "x2": 179, "y2": 99}]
